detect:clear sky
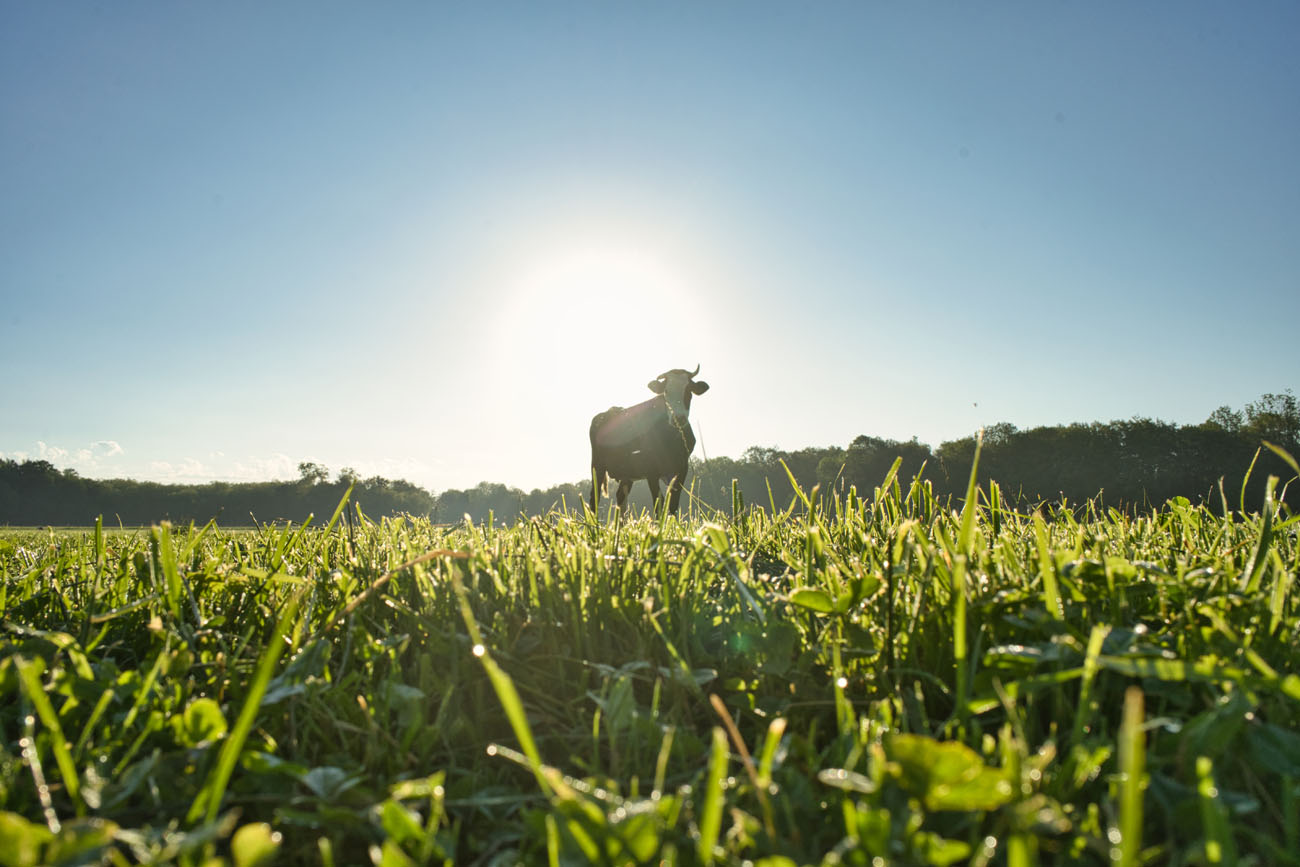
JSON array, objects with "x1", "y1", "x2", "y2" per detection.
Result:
[{"x1": 3, "y1": 3, "x2": 1297, "y2": 493}]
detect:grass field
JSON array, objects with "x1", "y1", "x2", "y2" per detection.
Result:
[{"x1": 1, "y1": 452, "x2": 1298, "y2": 866}]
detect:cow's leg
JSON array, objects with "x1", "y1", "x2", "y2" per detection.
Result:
[
  {"x1": 616, "y1": 480, "x2": 633, "y2": 509},
  {"x1": 667, "y1": 470, "x2": 686, "y2": 515},
  {"x1": 648, "y1": 477, "x2": 662, "y2": 514}
]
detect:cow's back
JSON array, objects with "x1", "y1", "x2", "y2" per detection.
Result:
[
  {"x1": 590, "y1": 406, "x2": 625, "y2": 446},
  {"x1": 591, "y1": 397, "x2": 694, "y2": 481}
]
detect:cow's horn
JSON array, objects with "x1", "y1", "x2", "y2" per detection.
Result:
[{"x1": 689, "y1": 363, "x2": 700, "y2": 377}]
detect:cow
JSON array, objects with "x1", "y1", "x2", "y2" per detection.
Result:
[{"x1": 589, "y1": 365, "x2": 710, "y2": 515}]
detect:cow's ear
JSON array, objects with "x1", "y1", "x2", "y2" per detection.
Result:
[
  {"x1": 647, "y1": 379, "x2": 666, "y2": 394},
  {"x1": 691, "y1": 380, "x2": 710, "y2": 395}
]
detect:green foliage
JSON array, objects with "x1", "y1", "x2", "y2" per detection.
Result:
[
  {"x1": 4, "y1": 391, "x2": 1297, "y2": 527},
  {"x1": 0, "y1": 453, "x2": 1297, "y2": 864},
  {"x1": 0, "y1": 462, "x2": 434, "y2": 526}
]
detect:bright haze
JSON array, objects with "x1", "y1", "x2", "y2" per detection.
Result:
[{"x1": 3, "y1": 4, "x2": 1297, "y2": 494}]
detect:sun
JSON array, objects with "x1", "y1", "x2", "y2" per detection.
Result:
[
  {"x1": 510, "y1": 244, "x2": 683, "y2": 332},
  {"x1": 493, "y1": 240, "x2": 711, "y2": 405},
  {"x1": 472, "y1": 230, "x2": 729, "y2": 487}
]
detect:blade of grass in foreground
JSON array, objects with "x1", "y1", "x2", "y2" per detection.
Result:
[
  {"x1": 187, "y1": 589, "x2": 302, "y2": 826},
  {"x1": 1263, "y1": 440, "x2": 1300, "y2": 480},
  {"x1": 154, "y1": 523, "x2": 184, "y2": 621},
  {"x1": 1033, "y1": 512, "x2": 1064, "y2": 620},
  {"x1": 449, "y1": 559, "x2": 565, "y2": 800},
  {"x1": 16, "y1": 657, "x2": 83, "y2": 815},
  {"x1": 697, "y1": 727, "x2": 729, "y2": 866},
  {"x1": 1071, "y1": 625, "x2": 1111, "y2": 747},
  {"x1": 1241, "y1": 475, "x2": 1277, "y2": 594},
  {"x1": 1116, "y1": 686, "x2": 1145, "y2": 867},
  {"x1": 313, "y1": 484, "x2": 354, "y2": 559},
  {"x1": 952, "y1": 430, "x2": 983, "y2": 722},
  {"x1": 957, "y1": 430, "x2": 983, "y2": 557},
  {"x1": 1196, "y1": 756, "x2": 1238, "y2": 866}
]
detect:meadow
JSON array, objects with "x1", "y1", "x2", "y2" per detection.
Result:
[{"x1": 1, "y1": 450, "x2": 1297, "y2": 866}]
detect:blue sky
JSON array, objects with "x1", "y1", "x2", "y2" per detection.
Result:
[{"x1": 3, "y1": 3, "x2": 1297, "y2": 493}]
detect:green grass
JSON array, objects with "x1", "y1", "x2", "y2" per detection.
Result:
[{"x1": 1, "y1": 461, "x2": 1298, "y2": 865}]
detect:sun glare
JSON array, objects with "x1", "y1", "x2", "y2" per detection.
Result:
[
  {"x1": 495, "y1": 241, "x2": 709, "y2": 401},
  {"x1": 476, "y1": 230, "x2": 728, "y2": 487}
]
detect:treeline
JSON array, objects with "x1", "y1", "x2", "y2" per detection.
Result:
[
  {"x1": 0, "y1": 462, "x2": 435, "y2": 527},
  {"x1": 2, "y1": 392, "x2": 1296, "y2": 526},
  {"x1": 439, "y1": 391, "x2": 1300, "y2": 520}
]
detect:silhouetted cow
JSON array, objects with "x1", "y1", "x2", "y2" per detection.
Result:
[{"x1": 589, "y1": 365, "x2": 710, "y2": 515}]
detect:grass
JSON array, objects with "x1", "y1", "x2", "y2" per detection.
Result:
[{"x1": 0, "y1": 458, "x2": 1298, "y2": 865}]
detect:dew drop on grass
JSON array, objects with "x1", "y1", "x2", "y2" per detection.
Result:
[
  {"x1": 472, "y1": 643, "x2": 485, "y2": 657},
  {"x1": 835, "y1": 676, "x2": 848, "y2": 689}
]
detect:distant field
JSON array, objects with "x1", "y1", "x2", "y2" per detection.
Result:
[{"x1": 1, "y1": 458, "x2": 1297, "y2": 865}]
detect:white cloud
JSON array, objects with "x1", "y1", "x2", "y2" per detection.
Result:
[
  {"x1": 228, "y1": 453, "x2": 299, "y2": 482},
  {"x1": 2, "y1": 440, "x2": 130, "y2": 476},
  {"x1": 351, "y1": 456, "x2": 438, "y2": 482},
  {"x1": 37, "y1": 441, "x2": 69, "y2": 461},
  {"x1": 142, "y1": 452, "x2": 301, "y2": 484},
  {"x1": 148, "y1": 458, "x2": 211, "y2": 483}
]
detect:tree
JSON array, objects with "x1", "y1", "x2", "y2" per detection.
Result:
[
  {"x1": 983, "y1": 422, "x2": 1019, "y2": 446},
  {"x1": 1203, "y1": 406, "x2": 1243, "y2": 434},
  {"x1": 298, "y1": 462, "x2": 329, "y2": 484},
  {"x1": 1243, "y1": 390, "x2": 1300, "y2": 447}
]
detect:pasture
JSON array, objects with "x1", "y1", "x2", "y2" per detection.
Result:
[{"x1": 1, "y1": 458, "x2": 1297, "y2": 865}]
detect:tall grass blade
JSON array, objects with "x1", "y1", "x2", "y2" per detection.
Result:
[
  {"x1": 16, "y1": 657, "x2": 83, "y2": 814},
  {"x1": 154, "y1": 523, "x2": 183, "y2": 621},
  {"x1": 1239, "y1": 448, "x2": 1261, "y2": 516},
  {"x1": 93, "y1": 514, "x2": 104, "y2": 573},
  {"x1": 1071, "y1": 625, "x2": 1110, "y2": 747},
  {"x1": 1196, "y1": 756, "x2": 1238, "y2": 865},
  {"x1": 1263, "y1": 440, "x2": 1300, "y2": 480},
  {"x1": 187, "y1": 590, "x2": 302, "y2": 825},
  {"x1": 952, "y1": 554, "x2": 969, "y2": 719},
  {"x1": 1116, "y1": 686, "x2": 1145, "y2": 867},
  {"x1": 315, "y1": 483, "x2": 354, "y2": 553},
  {"x1": 780, "y1": 459, "x2": 812, "y2": 513},
  {"x1": 1033, "y1": 512, "x2": 1064, "y2": 619},
  {"x1": 449, "y1": 561, "x2": 559, "y2": 799},
  {"x1": 1242, "y1": 475, "x2": 1277, "y2": 593},
  {"x1": 957, "y1": 430, "x2": 984, "y2": 557},
  {"x1": 697, "y1": 727, "x2": 728, "y2": 866},
  {"x1": 949, "y1": 432, "x2": 983, "y2": 722},
  {"x1": 877, "y1": 456, "x2": 903, "y2": 500}
]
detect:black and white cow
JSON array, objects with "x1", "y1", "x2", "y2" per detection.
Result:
[{"x1": 589, "y1": 365, "x2": 710, "y2": 515}]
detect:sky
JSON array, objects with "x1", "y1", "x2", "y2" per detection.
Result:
[{"x1": 2, "y1": 2, "x2": 1298, "y2": 494}]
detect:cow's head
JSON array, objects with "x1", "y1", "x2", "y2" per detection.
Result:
[{"x1": 648, "y1": 364, "x2": 709, "y2": 416}]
